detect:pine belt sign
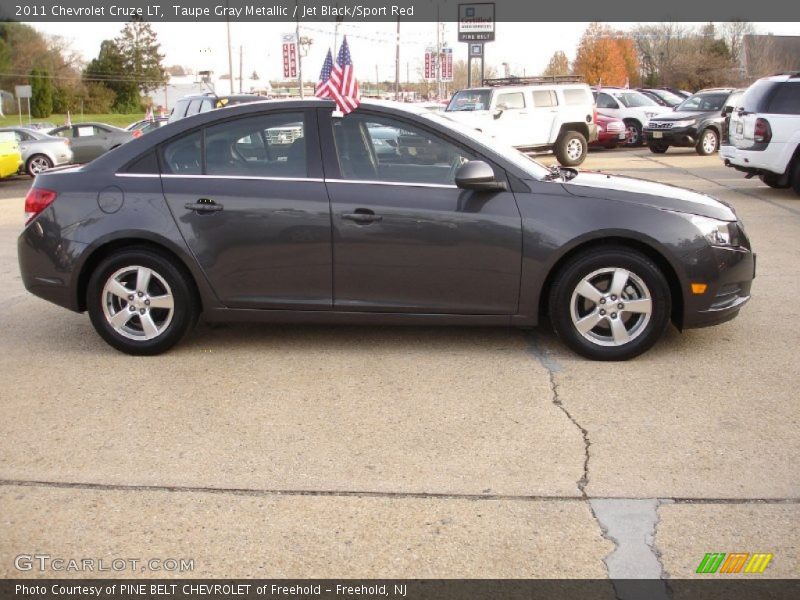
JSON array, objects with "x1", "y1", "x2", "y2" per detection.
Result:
[{"x1": 457, "y1": 3, "x2": 495, "y2": 42}]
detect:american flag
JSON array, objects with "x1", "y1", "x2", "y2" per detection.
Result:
[
  {"x1": 315, "y1": 48, "x2": 334, "y2": 99},
  {"x1": 328, "y1": 37, "x2": 360, "y2": 114}
]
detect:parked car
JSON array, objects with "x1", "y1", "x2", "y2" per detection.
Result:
[
  {"x1": 591, "y1": 113, "x2": 626, "y2": 149},
  {"x1": 48, "y1": 122, "x2": 134, "y2": 163},
  {"x1": 444, "y1": 76, "x2": 598, "y2": 166},
  {"x1": 0, "y1": 132, "x2": 23, "y2": 178},
  {"x1": 720, "y1": 89, "x2": 746, "y2": 144},
  {"x1": 721, "y1": 72, "x2": 800, "y2": 193},
  {"x1": 19, "y1": 99, "x2": 755, "y2": 360},
  {"x1": 637, "y1": 88, "x2": 684, "y2": 108},
  {"x1": 168, "y1": 93, "x2": 263, "y2": 123},
  {"x1": 0, "y1": 126, "x2": 73, "y2": 176},
  {"x1": 644, "y1": 88, "x2": 742, "y2": 155},
  {"x1": 593, "y1": 88, "x2": 673, "y2": 146}
]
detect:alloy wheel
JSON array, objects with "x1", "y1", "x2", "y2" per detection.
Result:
[
  {"x1": 569, "y1": 267, "x2": 653, "y2": 347},
  {"x1": 702, "y1": 131, "x2": 717, "y2": 154},
  {"x1": 101, "y1": 266, "x2": 175, "y2": 341},
  {"x1": 29, "y1": 156, "x2": 52, "y2": 175},
  {"x1": 566, "y1": 138, "x2": 584, "y2": 161}
]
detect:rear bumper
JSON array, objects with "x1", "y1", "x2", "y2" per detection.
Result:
[
  {"x1": 720, "y1": 145, "x2": 782, "y2": 176},
  {"x1": 682, "y1": 247, "x2": 755, "y2": 329}
]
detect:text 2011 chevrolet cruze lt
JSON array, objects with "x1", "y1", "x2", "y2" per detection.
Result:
[{"x1": 18, "y1": 100, "x2": 755, "y2": 360}]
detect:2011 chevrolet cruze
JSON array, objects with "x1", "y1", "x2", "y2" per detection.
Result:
[{"x1": 18, "y1": 100, "x2": 755, "y2": 360}]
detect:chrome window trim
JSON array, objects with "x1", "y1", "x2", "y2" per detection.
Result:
[
  {"x1": 325, "y1": 178, "x2": 458, "y2": 189},
  {"x1": 116, "y1": 173, "x2": 457, "y2": 188}
]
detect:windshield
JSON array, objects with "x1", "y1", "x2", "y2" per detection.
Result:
[
  {"x1": 615, "y1": 92, "x2": 659, "y2": 108},
  {"x1": 651, "y1": 89, "x2": 683, "y2": 105},
  {"x1": 423, "y1": 111, "x2": 550, "y2": 180},
  {"x1": 677, "y1": 92, "x2": 729, "y2": 112},
  {"x1": 446, "y1": 90, "x2": 492, "y2": 112}
]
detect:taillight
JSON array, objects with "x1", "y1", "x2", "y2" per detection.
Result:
[
  {"x1": 593, "y1": 106, "x2": 598, "y2": 123},
  {"x1": 754, "y1": 118, "x2": 771, "y2": 144},
  {"x1": 132, "y1": 129, "x2": 142, "y2": 138},
  {"x1": 24, "y1": 188, "x2": 57, "y2": 224}
]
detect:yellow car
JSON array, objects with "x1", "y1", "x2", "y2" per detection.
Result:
[{"x1": 0, "y1": 131, "x2": 24, "y2": 178}]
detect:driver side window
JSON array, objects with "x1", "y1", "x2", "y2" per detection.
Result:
[{"x1": 333, "y1": 115, "x2": 474, "y2": 186}]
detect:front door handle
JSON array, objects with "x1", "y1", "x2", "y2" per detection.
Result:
[
  {"x1": 342, "y1": 210, "x2": 382, "y2": 224},
  {"x1": 185, "y1": 199, "x2": 223, "y2": 213}
]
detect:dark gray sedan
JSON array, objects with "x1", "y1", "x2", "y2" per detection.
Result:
[
  {"x1": 48, "y1": 122, "x2": 134, "y2": 163},
  {"x1": 18, "y1": 100, "x2": 755, "y2": 360}
]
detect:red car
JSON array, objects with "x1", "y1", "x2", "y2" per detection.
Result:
[{"x1": 591, "y1": 113, "x2": 626, "y2": 149}]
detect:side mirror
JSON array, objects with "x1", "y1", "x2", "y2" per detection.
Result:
[
  {"x1": 493, "y1": 107, "x2": 505, "y2": 119},
  {"x1": 455, "y1": 160, "x2": 507, "y2": 192}
]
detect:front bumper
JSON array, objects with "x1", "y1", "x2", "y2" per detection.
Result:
[
  {"x1": 644, "y1": 125, "x2": 699, "y2": 147},
  {"x1": 682, "y1": 246, "x2": 755, "y2": 329}
]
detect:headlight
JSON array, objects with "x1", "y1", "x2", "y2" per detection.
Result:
[
  {"x1": 689, "y1": 215, "x2": 739, "y2": 247},
  {"x1": 671, "y1": 119, "x2": 697, "y2": 128}
]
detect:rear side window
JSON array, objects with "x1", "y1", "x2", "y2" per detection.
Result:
[
  {"x1": 496, "y1": 92, "x2": 525, "y2": 109},
  {"x1": 186, "y1": 99, "x2": 203, "y2": 116},
  {"x1": 204, "y1": 112, "x2": 307, "y2": 178},
  {"x1": 564, "y1": 88, "x2": 591, "y2": 106},
  {"x1": 162, "y1": 130, "x2": 202, "y2": 174},
  {"x1": 740, "y1": 80, "x2": 779, "y2": 113},
  {"x1": 766, "y1": 83, "x2": 800, "y2": 115},
  {"x1": 532, "y1": 90, "x2": 557, "y2": 107},
  {"x1": 169, "y1": 100, "x2": 190, "y2": 122}
]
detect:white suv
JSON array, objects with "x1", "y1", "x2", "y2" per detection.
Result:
[
  {"x1": 444, "y1": 77, "x2": 598, "y2": 166},
  {"x1": 720, "y1": 72, "x2": 800, "y2": 194},
  {"x1": 594, "y1": 88, "x2": 672, "y2": 146}
]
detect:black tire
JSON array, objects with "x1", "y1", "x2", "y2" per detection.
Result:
[
  {"x1": 26, "y1": 154, "x2": 53, "y2": 176},
  {"x1": 759, "y1": 173, "x2": 790, "y2": 189},
  {"x1": 793, "y1": 160, "x2": 800, "y2": 196},
  {"x1": 624, "y1": 120, "x2": 643, "y2": 147},
  {"x1": 87, "y1": 247, "x2": 199, "y2": 355},
  {"x1": 696, "y1": 128, "x2": 719, "y2": 156},
  {"x1": 555, "y1": 130, "x2": 588, "y2": 166},
  {"x1": 649, "y1": 144, "x2": 669, "y2": 154},
  {"x1": 548, "y1": 247, "x2": 671, "y2": 361}
]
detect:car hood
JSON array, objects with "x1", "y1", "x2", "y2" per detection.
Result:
[
  {"x1": 561, "y1": 172, "x2": 736, "y2": 221},
  {"x1": 649, "y1": 110, "x2": 713, "y2": 122}
]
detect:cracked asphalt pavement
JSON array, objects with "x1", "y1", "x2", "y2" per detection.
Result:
[{"x1": 0, "y1": 148, "x2": 798, "y2": 581}]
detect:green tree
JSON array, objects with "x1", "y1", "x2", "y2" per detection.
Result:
[
  {"x1": 84, "y1": 39, "x2": 140, "y2": 113},
  {"x1": 115, "y1": 18, "x2": 167, "y2": 95},
  {"x1": 30, "y1": 68, "x2": 53, "y2": 117},
  {"x1": 542, "y1": 51, "x2": 570, "y2": 77}
]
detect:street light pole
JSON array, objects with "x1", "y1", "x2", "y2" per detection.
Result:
[{"x1": 225, "y1": 0, "x2": 234, "y2": 94}]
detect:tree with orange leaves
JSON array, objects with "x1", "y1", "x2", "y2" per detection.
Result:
[{"x1": 573, "y1": 23, "x2": 639, "y2": 87}]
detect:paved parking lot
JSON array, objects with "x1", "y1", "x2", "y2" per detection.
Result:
[{"x1": 0, "y1": 148, "x2": 798, "y2": 581}]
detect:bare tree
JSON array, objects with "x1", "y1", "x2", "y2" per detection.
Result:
[{"x1": 722, "y1": 21, "x2": 756, "y2": 65}]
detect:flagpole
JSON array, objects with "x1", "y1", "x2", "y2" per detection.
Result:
[
  {"x1": 225, "y1": 0, "x2": 234, "y2": 95},
  {"x1": 395, "y1": 17, "x2": 400, "y2": 101}
]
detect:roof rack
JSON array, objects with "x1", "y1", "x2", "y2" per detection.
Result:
[{"x1": 482, "y1": 75, "x2": 585, "y2": 87}]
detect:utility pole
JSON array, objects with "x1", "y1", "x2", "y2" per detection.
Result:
[
  {"x1": 435, "y1": 7, "x2": 441, "y2": 100},
  {"x1": 395, "y1": 17, "x2": 400, "y2": 101},
  {"x1": 225, "y1": 0, "x2": 234, "y2": 94},
  {"x1": 239, "y1": 45, "x2": 243, "y2": 93},
  {"x1": 296, "y1": 2, "x2": 304, "y2": 99}
]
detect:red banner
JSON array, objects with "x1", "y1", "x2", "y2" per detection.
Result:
[{"x1": 282, "y1": 34, "x2": 298, "y2": 79}]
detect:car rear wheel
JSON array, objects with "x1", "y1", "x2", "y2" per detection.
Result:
[
  {"x1": 548, "y1": 247, "x2": 671, "y2": 360},
  {"x1": 555, "y1": 131, "x2": 587, "y2": 166},
  {"x1": 624, "y1": 121, "x2": 643, "y2": 147},
  {"x1": 696, "y1": 129, "x2": 719, "y2": 156},
  {"x1": 87, "y1": 248, "x2": 199, "y2": 355},
  {"x1": 649, "y1": 144, "x2": 669, "y2": 154},
  {"x1": 759, "y1": 173, "x2": 790, "y2": 189},
  {"x1": 26, "y1": 154, "x2": 53, "y2": 176}
]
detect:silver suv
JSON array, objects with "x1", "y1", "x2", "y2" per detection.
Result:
[{"x1": 444, "y1": 76, "x2": 598, "y2": 166}]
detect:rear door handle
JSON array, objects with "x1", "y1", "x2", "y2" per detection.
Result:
[
  {"x1": 185, "y1": 199, "x2": 223, "y2": 213},
  {"x1": 342, "y1": 210, "x2": 382, "y2": 224}
]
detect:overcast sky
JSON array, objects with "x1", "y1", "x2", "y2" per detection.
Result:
[{"x1": 29, "y1": 21, "x2": 800, "y2": 85}]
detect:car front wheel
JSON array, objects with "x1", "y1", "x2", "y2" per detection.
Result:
[
  {"x1": 696, "y1": 129, "x2": 719, "y2": 156},
  {"x1": 87, "y1": 248, "x2": 199, "y2": 355},
  {"x1": 555, "y1": 131, "x2": 587, "y2": 166},
  {"x1": 548, "y1": 247, "x2": 671, "y2": 360}
]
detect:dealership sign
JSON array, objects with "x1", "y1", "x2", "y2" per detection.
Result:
[
  {"x1": 441, "y1": 48, "x2": 453, "y2": 82},
  {"x1": 458, "y1": 3, "x2": 495, "y2": 42},
  {"x1": 282, "y1": 33, "x2": 297, "y2": 78}
]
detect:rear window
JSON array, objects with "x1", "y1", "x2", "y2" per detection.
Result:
[
  {"x1": 563, "y1": 88, "x2": 591, "y2": 106},
  {"x1": 446, "y1": 90, "x2": 491, "y2": 112},
  {"x1": 740, "y1": 79, "x2": 779, "y2": 113},
  {"x1": 766, "y1": 82, "x2": 800, "y2": 115}
]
